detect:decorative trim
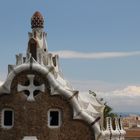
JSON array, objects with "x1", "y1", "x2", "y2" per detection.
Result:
[
  {"x1": 68, "y1": 91, "x2": 79, "y2": 101},
  {"x1": 91, "y1": 117, "x2": 101, "y2": 126}
]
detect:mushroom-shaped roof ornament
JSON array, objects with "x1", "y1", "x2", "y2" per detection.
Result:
[{"x1": 31, "y1": 11, "x2": 44, "y2": 29}]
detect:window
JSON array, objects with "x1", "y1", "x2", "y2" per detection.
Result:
[
  {"x1": 48, "y1": 109, "x2": 61, "y2": 128},
  {"x1": 2, "y1": 109, "x2": 14, "y2": 129}
]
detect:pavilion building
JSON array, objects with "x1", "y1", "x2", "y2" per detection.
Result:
[{"x1": 0, "y1": 11, "x2": 125, "y2": 140}]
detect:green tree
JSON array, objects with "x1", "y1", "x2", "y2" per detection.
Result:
[
  {"x1": 104, "y1": 104, "x2": 118, "y2": 118},
  {"x1": 103, "y1": 104, "x2": 118, "y2": 129}
]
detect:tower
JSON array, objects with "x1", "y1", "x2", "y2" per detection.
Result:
[{"x1": 27, "y1": 11, "x2": 48, "y2": 65}]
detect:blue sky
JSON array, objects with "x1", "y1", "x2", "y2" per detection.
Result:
[{"x1": 0, "y1": 0, "x2": 140, "y2": 112}]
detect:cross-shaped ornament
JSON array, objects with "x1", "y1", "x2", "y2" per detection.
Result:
[{"x1": 17, "y1": 74, "x2": 45, "y2": 101}]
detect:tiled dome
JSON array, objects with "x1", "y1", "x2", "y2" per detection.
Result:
[{"x1": 31, "y1": 11, "x2": 44, "y2": 29}]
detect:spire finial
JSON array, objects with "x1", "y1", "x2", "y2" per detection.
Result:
[{"x1": 31, "y1": 11, "x2": 44, "y2": 29}]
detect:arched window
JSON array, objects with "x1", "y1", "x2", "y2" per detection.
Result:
[{"x1": 1, "y1": 108, "x2": 14, "y2": 129}]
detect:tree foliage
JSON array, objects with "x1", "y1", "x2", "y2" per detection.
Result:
[
  {"x1": 104, "y1": 104, "x2": 118, "y2": 118},
  {"x1": 89, "y1": 90, "x2": 117, "y2": 118}
]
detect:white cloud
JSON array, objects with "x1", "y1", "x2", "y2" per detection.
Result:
[
  {"x1": 99, "y1": 86, "x2": 140, "y2": 113},
  {"x1": 52, "y1": 50, "x2": 140, "y2": 59},
  {"x1": 70, "y1": 80, "x2": 123, "y2": 92},
  {"x1": 96, "y1": 86, "x2": 140, "y2": 98},
  {"x1": 112, "y1": 86, "x2": 140, "y2": 96},
  {"x1": 96, "y1": 86, "x2": 140, "y2": 112},
  {"x1": 70, "y1": 80, "x2": 140, "y2": 112}
]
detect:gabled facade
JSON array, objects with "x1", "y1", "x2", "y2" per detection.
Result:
[{"x1": 0, "y1": 11, "x2": 126, "y2": 140}]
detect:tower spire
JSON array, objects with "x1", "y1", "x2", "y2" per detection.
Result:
[{"x1": 27, "y1": 11, "x2": 48, "y2": 65}]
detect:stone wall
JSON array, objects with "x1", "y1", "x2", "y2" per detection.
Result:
[{"x1": 0, "y1": 71, "x2": 95, "y2": 140}]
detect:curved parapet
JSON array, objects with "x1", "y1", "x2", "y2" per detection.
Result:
[
  {"x1": 101, "y1": 117, "x2": 126, "y2": 140},
  {"x1": 119, "y1": 118, "x2": 126, "y2": 140},
  {"x1": 110, "y1": 117, "x2": 120, "y2": 140},
  {"x1": 114, "y1": 118, "x2": 121, "y2": 140},
  {"x1": 0, "y1": 57, "x2": 103, "y2": 140},
  {"x1": 102, "y1": 117, "x2": 111, "y2": 140}
]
